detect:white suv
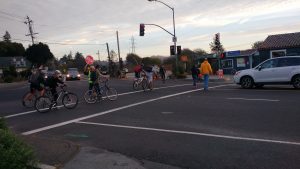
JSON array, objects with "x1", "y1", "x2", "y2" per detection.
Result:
[{"x1": 234, "y1": 56, "x2": 300, "y2": 89}]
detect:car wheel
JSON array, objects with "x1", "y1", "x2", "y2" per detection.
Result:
[
  {"x1": 292, "y1": 75, "x2": 300, "y2": 89},
  {"x1": 241, "y1": 76, "x2": 254, "y2": 89}
]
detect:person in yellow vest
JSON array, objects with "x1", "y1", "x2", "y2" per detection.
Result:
[
  {"x1": 84, "y1": 64, "x2": 97, "y2": 94},
  {"x1": 200, "y1": 58, "x2": 213, "y2": 91}
]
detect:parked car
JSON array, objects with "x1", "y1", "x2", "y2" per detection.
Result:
[
  {"x1": 66, "y1": 68, "x2": 80, "y2": 80},
  {"x1": 234, "y1": 56, "x2": 300, "y2": 89}
]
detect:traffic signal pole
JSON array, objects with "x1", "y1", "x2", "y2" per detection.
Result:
[{"x1": 147, "y1": 0, "x2": 178, "y2": 73}]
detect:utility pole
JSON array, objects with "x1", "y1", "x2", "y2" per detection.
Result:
[
  {"x1": 116, "y1": 31, "x2": 121, "y2": 70},
  {"x1": 130, "y1": 36, "x2": 136, "y2": 53},
  {"x1": 24, "y1": 16, "x2": 38, "y2": 44},
  {"x1": 96, "y1": 50, "x2": 100, "y2": 61},
  {"x1": 106, "y1": 42, "x2": 111, "y2": 74}
]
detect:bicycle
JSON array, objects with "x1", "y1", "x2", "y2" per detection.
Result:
[
  {"x1": 84, "y1": 79, "x2": 118, "y2": 104},
  {"x1": 22, "y1": 86, "x2": 52, "y2": 108},
  {"x1": 133, "y1": 74, "x2": 147, "y2": 91},
  {"x1": 35, "y1": 85, "x2": 78, "y2": 113}
]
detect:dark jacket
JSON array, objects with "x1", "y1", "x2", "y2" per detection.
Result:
[
  {"x1": 191, "y1": 66, "x2": 200, "y2": 76},
  {"x1": 46, "y1": 76, "x2": 64, "y2": 88}
]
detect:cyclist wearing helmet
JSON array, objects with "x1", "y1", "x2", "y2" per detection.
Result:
[{"x1": 45, "y1": 70, "x2": 64, "y2": 106}]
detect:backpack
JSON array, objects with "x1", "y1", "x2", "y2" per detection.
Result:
[{"x1": 29, "y1": 72, "x2": 40, "y2": 85}]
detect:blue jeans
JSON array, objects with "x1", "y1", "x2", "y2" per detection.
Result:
[{"x1": 203, "y1": 74, "x2": 209, "y2": 90}]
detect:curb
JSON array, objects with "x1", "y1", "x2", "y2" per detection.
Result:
[{"x1": 38, "y1": 164, "x2": 57, "y2": 169}]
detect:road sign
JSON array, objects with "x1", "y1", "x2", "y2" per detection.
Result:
[
  {"x1": 85, "y1": 55, "x2": 94, "y2": 65},
  {"x1": 172, "y1": 36, "x2": 177, "y2": 43}
]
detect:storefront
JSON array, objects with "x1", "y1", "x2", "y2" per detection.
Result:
[{"x1": 221, "y1": 49, "x2": 258, "y2": 74}]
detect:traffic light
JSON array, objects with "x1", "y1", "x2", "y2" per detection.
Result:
[
  {"x1": 139, "y1": 24, "x2": 145, "y2": 36},
  {"x1": 170, "y1": 45, "x2": 175, "y2": 55},
  {"x1": 220, "y1": 52, "x2": 226, "y2": 59},
  {"x1": 177, "y1": 46, "x2": 181, "y2": 55}
]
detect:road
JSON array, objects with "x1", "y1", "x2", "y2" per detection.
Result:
[{"x1": 1, "y1": 78, "x2": 299, "y2": 169}]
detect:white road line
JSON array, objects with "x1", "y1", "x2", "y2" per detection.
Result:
[
  {"x1": 227, "y1": 98, "x2": 280, "y2": 102},
  {"x1": 76, "y1": 121, "x2": 300, "y2": 146},
  {"x1": 3, "y1": 83, "x2": 193, "y2": 119},
  {"x1": 21, "y1": 84, "x2": 232, "y2": 135}
]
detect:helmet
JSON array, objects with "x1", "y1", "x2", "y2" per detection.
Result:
[{"x1": 55, "y1": 70, "x2": 61, "y2": 75}]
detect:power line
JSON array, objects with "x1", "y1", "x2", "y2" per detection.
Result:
[
  {"x1": 0, "y1": 14, "x2": 24, "y2": 23},
  {"x1": 0, "y1": 10, "x2": 24, "y2": 20}
]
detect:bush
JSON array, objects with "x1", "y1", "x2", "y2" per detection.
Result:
[
  {"x1": 176, "y1": 73, "x2": 187, "y2": 79},
  {"x1": 0, "y1": 118, "x2": 37, "y2": 169},
  {"x1": 3, "y1": 75, "x2": 13, "y2": 83}
]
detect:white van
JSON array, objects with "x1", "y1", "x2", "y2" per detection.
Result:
[{"x1": 234, "y1": 56, "x2": 300, "y2": 89}]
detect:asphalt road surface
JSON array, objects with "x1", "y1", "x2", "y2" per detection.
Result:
[{"x1": 1, "y1": 78, "x2": 299, "y2": 169}]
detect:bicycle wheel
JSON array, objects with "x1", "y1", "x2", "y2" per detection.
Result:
[
  {"x1": 22, "y1": 92, "x2": 36, "y2": 108},
  {"x1": 105, "y1": 88, "x2": 118, "y2": 101},
  {"x1": 141, "y1": 79, "x2": 147, "y2": 91},
  {"x1": 133, "y1": 81, "x2": 139, "y2": 90},
  {"x1": 62, "y1": 92, "x2": 78, "y2": 109},
  {"x1": 35, "y1": 96, "x2": 52, "y2": 113},
  {"x1": 84, "y1": 90, "x2": 97, "y2": 104}
]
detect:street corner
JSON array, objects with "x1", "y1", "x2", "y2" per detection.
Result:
[
  {"x1": 21, "y1": 135, "x2": 80, "y2": 168},
  {"x1": 63, "y1": 146, "x2": 184, "y2": 169}
]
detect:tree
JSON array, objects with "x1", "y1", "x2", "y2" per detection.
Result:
[
  {"x1": 142, "y1": 57, "x2": 161, "y2": 66},
  {"x1": 126, "y1": 53, "x2": 142, "y2": 65},
  {"x1": 252, "y1": 41, "x2": 264, "y2": 49},
  {"x1": 3, "y1": 31, "x2": 11, "y2": 42},
  {"x1": 210, "y1": 33, "x2": 225, "y2": 54},
  {"x1": 74, "y1": 52, "x2": 85, "y2": 72},
  {"x1": 24, "y1": 42, "x2": 54, "y2": 66},
  {"x1": 0, "y1": 41, "x2": 25, "y2": 57},
  {"x1": 194, "y1": 48, "x2": 207, "y2": 56},
  {"x1": 67, "y1": 51, "x2": 73, "y2": 60}
]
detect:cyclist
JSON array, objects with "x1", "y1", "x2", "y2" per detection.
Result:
[
  {"x1": 45, "y1": 70, "x2": 64, "y2": 107},
  {"x1": 23, "y1": 66, "x2": 45, "y2": 103},
  {"x1": 143, "y1": 64, "x2": 154, "y2": 90},
  {"x1": 134, "y1": 64, "x2": 143, "y2": 78}
]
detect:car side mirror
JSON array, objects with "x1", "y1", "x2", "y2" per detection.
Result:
[{"x1": 257, "y1": 66, "x2": 262, "y2": 71}]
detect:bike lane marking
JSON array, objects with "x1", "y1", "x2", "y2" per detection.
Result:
[
  {"x1": 4, "y1": 83, "x2": 194, "y2": 119},
  {"x1": 22, "y1": 84, "x2": 233, "y2": 135}
]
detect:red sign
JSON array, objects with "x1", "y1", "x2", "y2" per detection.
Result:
[{"x1": 85, "y1": 55, "x2": 94, "y2": 65}]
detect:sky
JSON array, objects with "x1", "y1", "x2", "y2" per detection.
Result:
[{"x1": 1, "y1": 0, "x2": 300, "y2": 60}]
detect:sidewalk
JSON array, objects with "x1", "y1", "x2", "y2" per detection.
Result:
[{"x1": 23, "y1": 135, "x2": 182, "y2": 169}]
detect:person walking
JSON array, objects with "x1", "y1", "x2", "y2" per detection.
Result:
[
  {"x1": 159, "y1": 65, "x2": 166, "y2": 83},
  {"x1": 191, "y1": 64, "x2": 200, "y2": 87},
  {"x1": 200, "y1": 58, "x2": 213, "y2": 91}
]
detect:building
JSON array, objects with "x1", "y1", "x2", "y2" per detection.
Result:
[
  {"x1": 0, "y1": 56, "x2": 30, "y2": 76},
  {"x1": 221, "y1": 49, "x2": 259, "y2": 74},
  {"x1": 258, "y1": 32, "x2": 300, "y2": 61}
]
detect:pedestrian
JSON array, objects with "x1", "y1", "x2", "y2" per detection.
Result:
[
  {"x1": 84, "y1": 64, "x2": 97, "y2": 94},
  {"x1": 159, "y1": 65, "x2": 166, "y2": 83},
  {"x1": 200, "y1": 58, "x2": 213, "y2": 91},
  {"x1": 191, "y1": 64, "x2": 200, "y2": 87}
]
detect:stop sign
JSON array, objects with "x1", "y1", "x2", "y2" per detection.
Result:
[{"x1": 85, "y1": 55, "x2": 94, "y2": 65}]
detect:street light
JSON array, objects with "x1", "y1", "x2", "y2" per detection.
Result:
[{"x1": 148, "y1": 0, "x2": 178, "y2": 73}]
